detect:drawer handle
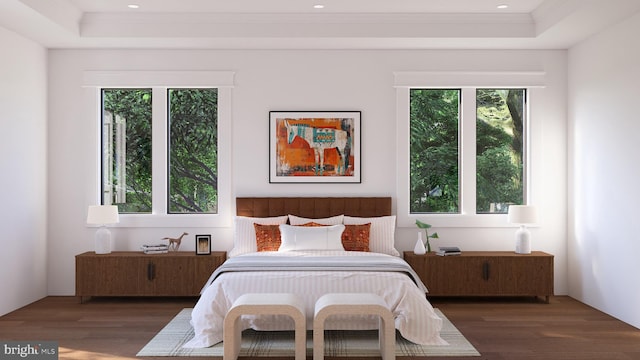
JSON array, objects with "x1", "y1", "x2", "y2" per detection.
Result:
[
  {"x1": 482, "y1": 262, "x2": 490, "y2": 281},
  {"x1": 147, "y1": 262, "x2": 155, "y2": 281}
]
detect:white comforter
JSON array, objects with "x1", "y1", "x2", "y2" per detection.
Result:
[{"x1": 183, "y1": 251, "x2": 446, "y2": 348}]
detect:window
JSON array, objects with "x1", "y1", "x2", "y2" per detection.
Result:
[
  {"x1": 168, "y1": 88, "x2": 218, "y2": 213},
  {"x1": 101, "y1": 89, "x2": 153, "y2": 213},
  {"x1": 102, "y1": 88, "x2": 219, "y2": 215},
  {"x1": 87, "y1": 70, "x2": 233, "y2": 227},
  {"x1": 408, "y1": 88, "x2": 528, "y2": 215},
  {"x1": 476, "y1": 89, "x2": 526, "y2": 214},
  {"x1": 409, "y1": 89, "x2": 460, "y2": 213},
  {"x1": 395, "y1": 70, "x2": 541, "y2": 227}
]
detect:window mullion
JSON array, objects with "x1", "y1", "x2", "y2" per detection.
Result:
[
  {"x1": 217, "y1": 87, "x2": 232, "y2": 217},
  {"x1": 523, "y1": 90, "x2": 531, "y2": 204},
  {"x1": 395, "y1": 87, "x2": 411, "y2": 218},
  {"x1": 460, "y1": 88, "x2": 477, "y2": 215},
  {"x1": 152, "y1": 87, "x2": 167, "y2": 215}
]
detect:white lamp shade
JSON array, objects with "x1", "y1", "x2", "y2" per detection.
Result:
[
  {"x1": 507, "y1": 205, "x2": 538, "y2": 224},
  {"x1": 87, "y1": 205, "x2": 120, "y2": 225}
]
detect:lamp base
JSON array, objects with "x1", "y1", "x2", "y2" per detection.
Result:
[
  {"x1": 95, "y1": 226, "x2": 112, "y2": 254},
  {"x1": 514, "y1": 225, "x2": 531, "y2": 254}
]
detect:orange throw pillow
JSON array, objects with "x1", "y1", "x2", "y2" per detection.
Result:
[
  {"x1": 254, "y1": 224, "x2": 281, "y2": 251},
  {"x1": 341, "y1": 223, "x2": 371, "y2": 252}
]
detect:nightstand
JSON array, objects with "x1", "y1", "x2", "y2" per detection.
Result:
[
  {"x1": 404, "y1": 251, "x2": 553, "y2": 302},
  {"x1": 76, "y1": 251, "x2": 226, "y2": 301}
]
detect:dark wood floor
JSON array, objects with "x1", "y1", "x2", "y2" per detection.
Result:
[{"x1": 0, "y1": 296, "x2": 639, "y2": 360}]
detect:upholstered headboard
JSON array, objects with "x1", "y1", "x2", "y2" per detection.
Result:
[{"x1": 236, "y1": 197, "x2": 392, "y2": 218}]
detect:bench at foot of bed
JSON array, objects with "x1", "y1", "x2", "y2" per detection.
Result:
[
  {"x1": 313, "y1": 293, "x2": 395, "y2": 360},
  {"x1": 223, "y1": 293, "x2": 306, "y2": 360}
]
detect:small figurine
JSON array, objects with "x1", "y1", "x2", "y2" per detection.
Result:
[{"x1": 162, "y1": 232, "x2": 188, "y2": 252}]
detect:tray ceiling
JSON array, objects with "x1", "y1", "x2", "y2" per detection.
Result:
[{"x1": 1, "y1": 0, "x2": 639, "y2": 49}]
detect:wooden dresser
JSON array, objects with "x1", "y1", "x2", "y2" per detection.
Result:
[
  {"x1": 403, "y1": 251, "x2": 554, "y2": 302},
  {"x1": 76, "y1": 251, "x2": 226, "y2": 301}
]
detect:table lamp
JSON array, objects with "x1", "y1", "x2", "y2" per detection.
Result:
[
  {"x1": 87, "y1": 205, "x2": 120, "y2": 254},
  {"x1": 507, "y1": 205, "x2": 538, "y2": 254}
]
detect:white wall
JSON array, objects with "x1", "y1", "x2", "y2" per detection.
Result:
[
  {"x1": 568, "y1": 13, "x2": 640, "y2": 329},
  {"x1": 0, "y1": 26, "x2": 48, "y2": 316},
  {"x1": 47, "y1": 49, "x2": 568, "y2": 296}
]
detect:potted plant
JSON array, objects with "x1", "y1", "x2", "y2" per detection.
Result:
[{"x1": 415, "y1": 220, "x2": 439, "y2": 253}]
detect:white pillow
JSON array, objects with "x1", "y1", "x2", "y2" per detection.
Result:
[
  {"x1": 278, "y1": 224, "x2": 346, "y2": 252},
  {"x1": 343, "y1": 215, "x2": 399, "y2": 256},
  {"x1": 228, "y1": 215, "x2": 289, "y2": 257},
  {"x1": 288, "y1": 214, "x2": 344, "y2": 225}
]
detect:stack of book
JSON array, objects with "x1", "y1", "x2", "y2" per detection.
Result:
[
  {"x1": 436, "y1": 246, "x2": 461, "y2": 256},
  {"x1": 141, "y1": 244, "x2": 169, "y2": 254}
]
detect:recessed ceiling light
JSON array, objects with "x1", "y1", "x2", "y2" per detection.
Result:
[
  {"x1": 127, "y1": 4, "x2": 140, "y2": 9},
  {"x1": 497, "y1": 4, "x2": 509, "y2": 9},
  {"x1": 313, "y1": 4, "x2": 325, "y2": 9}
]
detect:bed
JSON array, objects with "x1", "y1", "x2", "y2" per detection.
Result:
[{"x1": 183, "y1": 197, "x2": 446, "y2": 348}]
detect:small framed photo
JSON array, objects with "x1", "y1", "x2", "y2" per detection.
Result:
[{"x1": 195, "y1": 234, "x2": 211, "y2": 255}]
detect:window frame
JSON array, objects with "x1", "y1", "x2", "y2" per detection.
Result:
[
  {"x1": 85, "y1": 70, "x2": 234, "y2": 228},
  {"x1": 394, "y1": 71, "x2": 544, "y2": 228}
]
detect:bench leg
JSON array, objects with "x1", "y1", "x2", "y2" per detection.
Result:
[
  {"x1": 313, "y1": 327, "x2": 324, "y2": 360},
  {"x1": 223, "y1": 314, "x2": 242, "y2": 360},
  {"x1": 379, "y1": 316, "x2": 395, "y2": 360},
  {"x1": 293, "y1": 312, "x2": 307, "y2": 360}
]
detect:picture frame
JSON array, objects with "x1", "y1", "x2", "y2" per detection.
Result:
[
  {"x1": 269, "y1": 111, "x2": 361, "y2": 183},
  {"x1": 195, "y1": 234, "x2": 211, "y2": 255}
]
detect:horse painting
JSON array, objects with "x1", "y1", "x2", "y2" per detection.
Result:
[{"x1": 284, "y1": 121, "x2": 349, "y2": 176}]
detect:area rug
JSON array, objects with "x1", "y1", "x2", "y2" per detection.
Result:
[{"x1": 137, "y1": 308, "x2": 480, "y2": 357}]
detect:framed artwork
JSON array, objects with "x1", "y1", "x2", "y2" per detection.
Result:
[
  {"x1": 269, "y1": 111, "x2": 361, "y2": 183},
  {"x1": 195, "y1": 234, "x2": 211, "y2": 255}
]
